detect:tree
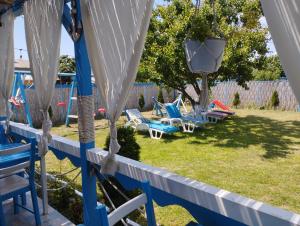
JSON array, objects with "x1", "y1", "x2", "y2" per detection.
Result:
[
  {"x1": 138, "y1": 0, "x2": 268, "y2": 110},
  {"x1": 253, "y1": 55, "x2": 285, "y2": 81},
  {"x1": 158, "y1": 88, "x2": 164, "y2": 103},
  {"x1": 138, "y1": 94, "x2": 145, "y2": 110},
  {"x1": 59, "y1": 55, "x2": 76, "y2": 84},
  {"x1": 232, "y1": 92, "x2": 241, "y2": 108},
  {"x1": 59, "y1": 55, "x2": 76, "y2": 73},
  {"x1": 270, "y1": 90, "x2": 279, "y2": 109}
]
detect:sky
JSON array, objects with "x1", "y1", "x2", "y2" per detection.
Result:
[{"x1": 13, "y1": 1, "x2": 276, "y2": 60}]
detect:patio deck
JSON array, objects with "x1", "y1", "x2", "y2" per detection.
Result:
[{"x1": 3, "y1": 194, "x2": 74, "y2": 226}]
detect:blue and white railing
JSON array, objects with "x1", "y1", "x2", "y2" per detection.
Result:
[{"x1": 5, "y1": 121, "x2": 300, "y2": 226}]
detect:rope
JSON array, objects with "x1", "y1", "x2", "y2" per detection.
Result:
[
  {"x1": 77, "y1": 95, "x2": 95, "y2": 143},
  {"x1": 105, "y1": 178, "x2": 145, "y2": 216},
  {"x1": 98, "y1": 182, "x2": 128, "y2": 226},
  {"x1": 34, "y1": 168, "x2": 81, "y2": 192},
  {"x1": 37, "y1": 110, "x2": 52, "y2": 157}
]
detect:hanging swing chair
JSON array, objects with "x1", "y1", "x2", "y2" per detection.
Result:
[{"x1": 184, "y1": 0, "x2": 226, "y2": 74}]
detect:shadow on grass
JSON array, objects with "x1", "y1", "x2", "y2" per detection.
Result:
[{"x1": 186, "y1": 115, "x2": 300, "y2": 159}]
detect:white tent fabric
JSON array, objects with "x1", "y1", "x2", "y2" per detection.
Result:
[
  {"x1": 24, "y1": 0, "x2": 64, "y2": 214},
  {"x1": 260, "y1": 0, "x2": 300, "y2": 103},
  {"x1": 81, "y1": 0, "x2": 154, "y2": 175},
  {"x1": 0, "y1": 9, "x2": 14, "y2": 131}
]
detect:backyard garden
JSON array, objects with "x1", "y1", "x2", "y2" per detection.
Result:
[
  {"x1": 2, "y1": 0, "x2": 300, "y2": 225},
  {"x1": 47, "y1": 108, "x2": 300, "y2": 225}
]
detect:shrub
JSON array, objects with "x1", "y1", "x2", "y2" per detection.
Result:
[
  {"x1": 104, "y1": 126, "x2": 140, "y2": 161},
  {"x1": 158, "y1": 88, "x2": 164, "y2": 103},
  {"x1": 138, "y1": 94, "x2": 145, "y2": 111},
  {"x1": 102, "y1": 126, "x2": 143, "y2": 222},
  {"x1": 271, "y1": 90, "x2": 280, "y2": 109},
  {"x1": 36, "y1": 176, "x2": 83, "y2": 225},
  {"x1": 232, "y1": 92, "x2": 241, "y2": 108},
  {"x1": 48, "y1": 106, "x2": 53, "y2": 119}
]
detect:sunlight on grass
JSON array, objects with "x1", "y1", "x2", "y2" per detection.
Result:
[{"x1": 49, "y1": 109, "x2": 300, "y2": 225}]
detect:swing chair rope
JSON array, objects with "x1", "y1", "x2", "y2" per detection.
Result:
[
  {"x1": 98, "y1": 182, "x2": 129, "y2": 226},
  {"x1": 100, "y1": 177, "x2": 146, "y2": 216},
  {"x1": 33, "y1": 167, "x2": 81, "y2": 192}
]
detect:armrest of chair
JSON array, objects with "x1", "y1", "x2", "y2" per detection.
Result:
[{"x1": 108, "y1": 194, "x2": 147, "y2": 226}]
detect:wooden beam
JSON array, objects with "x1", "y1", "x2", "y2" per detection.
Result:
[{"x1": 0, "y1": 0, "x2": 14, "y2": 5}]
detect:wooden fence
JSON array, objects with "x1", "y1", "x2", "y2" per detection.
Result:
[
  {"x1": 210, "y1": 80, "x2": 299, "y2": 110},
  {"x1": 11, "y1": 80, "x2": 299, "y2": 126},
  {"x1": 12, "y1": 83, "x2": 176, "y2": 126}
]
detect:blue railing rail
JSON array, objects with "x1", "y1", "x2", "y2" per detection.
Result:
[{"x1": 5, "y1": 121, "x2": 300, "y2": 226}]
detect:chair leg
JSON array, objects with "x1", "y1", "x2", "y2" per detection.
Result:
[
  {"x1": 30, "y1": 185, "x2": 41, "y2": 226},
  {"x1": 13, "y1": 196, "x2": 19, "y2": 214},
  {"x1": 21, "y1": 193, "x2": 27, "y2": 206},
  {"x1": 0, "y1": 201, "x2": 6, "y2": 226}
]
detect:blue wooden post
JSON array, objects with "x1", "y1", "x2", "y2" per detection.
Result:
[
  {"x1": 63, "y1": 2, "x2": 98, "y2": 225},
  {"x1": 141, "y1": 181, "x2": 157, "y2": 226},
  {"x1": 96, "y1": 205, "x2": 109, "y2": 226}
]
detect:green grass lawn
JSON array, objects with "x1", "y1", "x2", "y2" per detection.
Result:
[{"x1": 48, "y1": 109, "x2": 300, "y2": 225}]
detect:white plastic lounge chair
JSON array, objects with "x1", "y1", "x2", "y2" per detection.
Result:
[{"x1": 125, "y1": 109, "x2": 179, "y2": 139}]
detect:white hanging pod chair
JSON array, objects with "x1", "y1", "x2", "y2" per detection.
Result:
[{"x1": 184, "y1": 37, "x2": 226, "y2": 74}]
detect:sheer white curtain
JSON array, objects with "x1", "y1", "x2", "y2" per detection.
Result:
[
  {"x1": 0, "y1": 9, "x2": 14, "y2": 131},
  {"x1": 24, "y1": 0, "x2": 64, "y2": 214},
  {"x1": 81, "y1": 0, "x2": 154, "y2": 174},
  {"x1": 261, "y1": 0, "x2": 300, "y2": 102}
]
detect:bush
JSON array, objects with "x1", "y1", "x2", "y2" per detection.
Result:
[
  {"x1": 158, "y1": 88, "x2": 164, "y2": 103},
  {"x1": 104, "y1": 126, "x2": 140, "y2": 161},
  {"x1": 271, "y1": 90, "x2": 280, "y2": 109},
  {"x1": 36, "y1": 176, "x2": 83, "y2": 225},
  {"x1": 103, "y1": 126, "x2": 143, "y2": 223},
  {"x1": 138, "y1": 94, "x2": 145, "y2": 111},
  {"x1": 232, "y1": 92, "x2": 241, "y2": 108}
]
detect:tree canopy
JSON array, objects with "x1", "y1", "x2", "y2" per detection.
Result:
[
  {"x1": 59, "y1": 55, "x2": 76, "y2": 73},
  {"x1": 252, "y1": 55, "x2": 285, "y2": 81},
  {"x1": 137, "y1": 0, "x2": 268, "y2": 106}
]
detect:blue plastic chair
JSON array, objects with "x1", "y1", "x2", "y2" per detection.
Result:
[
  {"x1": 164, "y1": 103, "x2": 207, "y2": 132},
  {"x1": 0, "y1": 139, "x2": 41, "y2": 226}
]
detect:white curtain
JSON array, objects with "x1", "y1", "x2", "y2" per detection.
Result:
[
  {"x1": 24, "y1": 0, "x2": 64, "y2": 214},
  {"x1": 261, "y1": 0, "x2": 300, "y2": 102},
  {"x1": 81, "y1": 0, "x2": 154, "y2": 174},
  {"x1": 0, "y1": 9, "x2": 14, "y2": 130}
]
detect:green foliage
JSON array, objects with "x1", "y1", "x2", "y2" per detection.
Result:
[
  {"x1": 271, "y1": 90, "x2": 280, "y2": 109},
  {"x1": 233, "y1": 92, "x2": 241, "y2": 108},
  {"x1": 37, "y1": 179, "x2": 83, "y2": 224},
  {"x1": 59, "y1": 55, "x2": 76, "y2": 84},
  {"x1": 59, "y1": 55, "x2": 76, "y2": 73},
  {"x1": 253, "y1": 55, "x2": 285, "y2": 81},
  {"x1": 138, "y1": 94, "x2": 145, "y2": 110},
  {"x1": 138, "y1": 0, "x2": 268, "y2": 105},
  {"x1": 158, "y1": 88, "x2": 164, "y2": 103},
  {"x1": 48, "y1": 106, "x2": 53, "y2": 119},
  {"x1": 103, "y1": 127, "x2": 143, "y2": 223},
  {"x1": 105, "y1": 126, "x2": 140, "y2": 161}
]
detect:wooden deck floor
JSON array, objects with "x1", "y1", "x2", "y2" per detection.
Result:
[{"x1": 3, "y1": 194, "x2": 74, "y2": 226}]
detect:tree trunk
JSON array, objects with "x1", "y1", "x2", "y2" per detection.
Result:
[{"x1": 193, "y1": 73, "x2": 209, "y2": 114}]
